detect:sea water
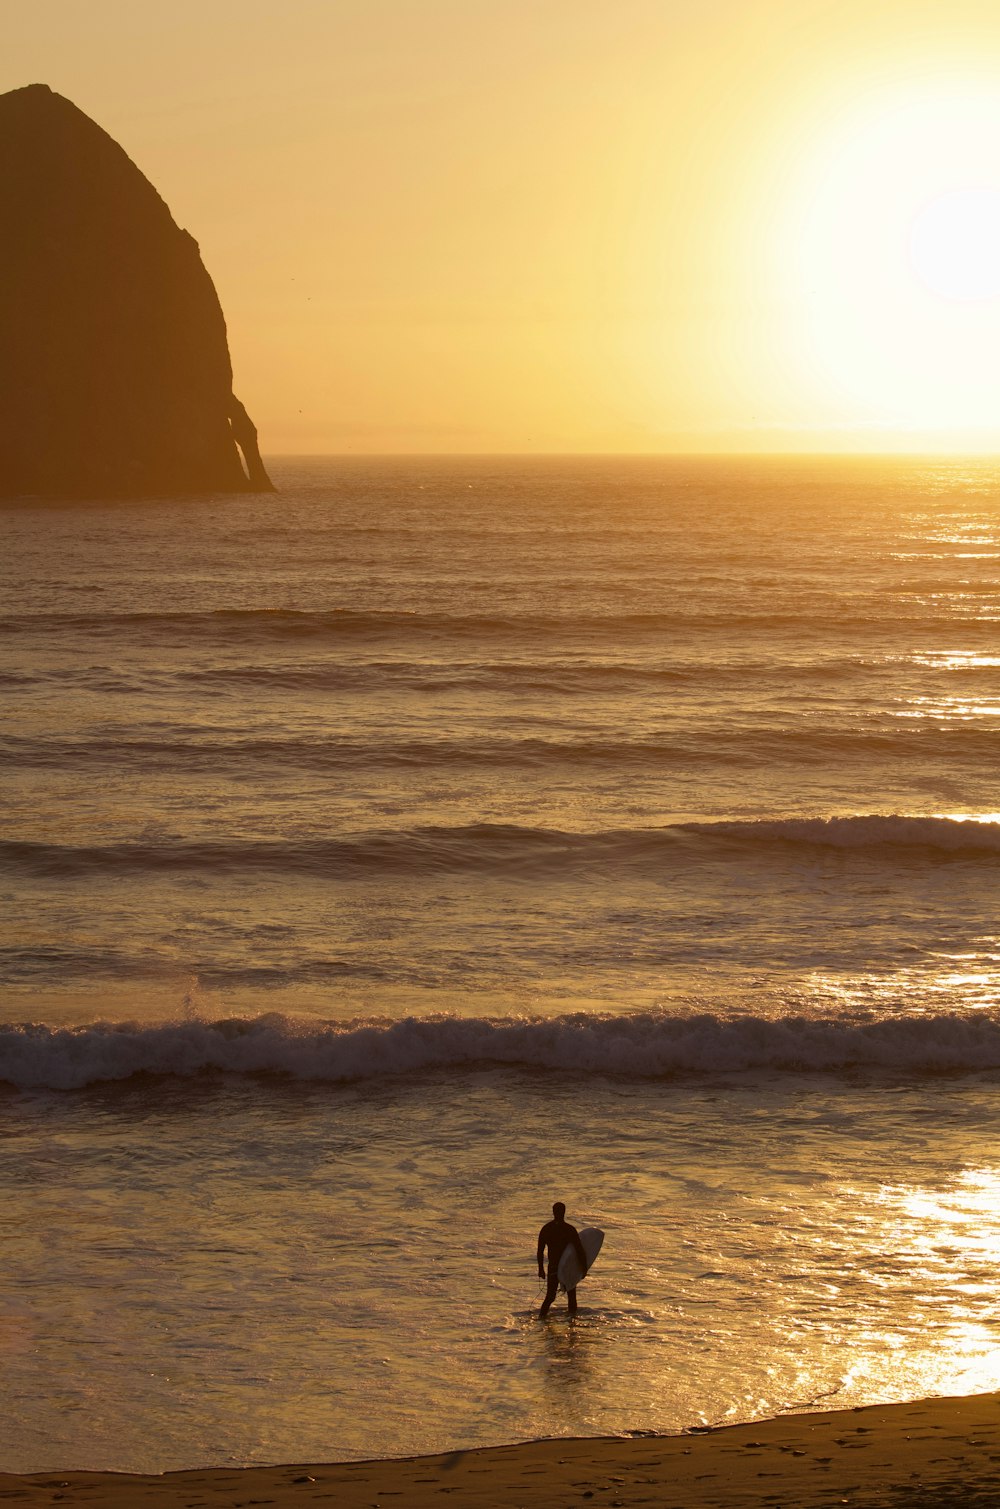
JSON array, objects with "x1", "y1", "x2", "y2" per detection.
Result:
[{"x1": 2, "y1": 455, "x2": 1000, "y2": 1472}]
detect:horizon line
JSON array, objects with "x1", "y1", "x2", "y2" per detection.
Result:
[{"x1": 259, "y1": 449, "x2": 1000, "y2": 461}]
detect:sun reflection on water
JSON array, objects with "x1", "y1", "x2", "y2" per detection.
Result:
[
  {"x1": 856, "y1": 1167, "x2": 1000, "y2": 1400},
  {"x1": 799, "y1": 961, "x2": 1000, "y2": 1011},
  {"x1": 893, "y1": 697, "x2": 1000, "y2": 719},
  {"x1": 908, "y1": 651, "x2": 1000, "y2": 668}
]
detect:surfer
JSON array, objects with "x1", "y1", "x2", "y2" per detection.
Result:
[{"x1": 536, "y1": 1201, "x2": 587, "y2": 1318}]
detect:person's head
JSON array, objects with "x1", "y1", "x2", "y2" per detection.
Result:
[{"x1": 552, "y1": 1201, "x2": 566, "y2": 1220}]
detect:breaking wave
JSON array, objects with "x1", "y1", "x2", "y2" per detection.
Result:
[{"x1": 3, "y1": 1009, "x2": 1000, "y2": 1090}]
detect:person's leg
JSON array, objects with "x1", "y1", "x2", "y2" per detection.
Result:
[
  {"x1": 567, "y1": 1285, "x2": 578, "y2": 1315},
  {"x1": 539, "y1": 1272, "x2": 559, "y2": 1318}
]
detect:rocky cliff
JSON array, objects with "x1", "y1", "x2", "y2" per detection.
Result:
[{"x1": 0, "y1": 84, "x2": 274, "y2": 496}]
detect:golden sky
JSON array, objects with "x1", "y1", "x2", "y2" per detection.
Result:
[{"x1": 9, "y1": 0, "x2": 1000, "y2": 454}]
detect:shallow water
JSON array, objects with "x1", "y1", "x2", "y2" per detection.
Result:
[{"x1": 3, "y1": 1070, "x2": 999, "y2": 1473}]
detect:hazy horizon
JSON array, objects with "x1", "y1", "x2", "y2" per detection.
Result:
[
  {"x1": 10, "y1": 0, "x2": 1000, "y2": 457},
  {"x1": 259, "y1": 446, "x2": 1000, "y2": 454}
]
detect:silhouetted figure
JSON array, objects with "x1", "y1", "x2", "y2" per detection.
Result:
[{"x1": 537, "y1": 1201, "x2": 587, "y2": 1318}]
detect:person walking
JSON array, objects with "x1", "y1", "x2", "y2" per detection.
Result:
[{"x1": 536, "y1": 1201, "x2": 587, "y2": 1318}]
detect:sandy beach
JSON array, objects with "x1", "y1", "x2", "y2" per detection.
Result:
[{"x1": 3, "y1": 1391, "x2": 999, "y2": 1508}]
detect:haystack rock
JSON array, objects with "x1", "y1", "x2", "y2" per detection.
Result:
[{"x1": 0, "y1": 84, "x2": 274, "y2": 496}]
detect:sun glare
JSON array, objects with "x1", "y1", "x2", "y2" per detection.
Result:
[
  {"x1": 783, "y1": 83, "x2": 1000, "y2": 432},
  {"x1": 910, "y1": 187, "x2": 1000, "y2": 302}
]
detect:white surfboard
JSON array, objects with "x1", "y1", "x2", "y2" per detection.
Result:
[{"x1": 558, "y1": 1226, "x2": 604, "y2": 1291}]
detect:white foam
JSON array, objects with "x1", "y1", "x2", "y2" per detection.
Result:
[
  {"x1": 2, "y1": 1009, "x2": 1000, "y2": 1089},
  {"x1": 693, "y1": 814, "x2": 1000, "y2": 852}
]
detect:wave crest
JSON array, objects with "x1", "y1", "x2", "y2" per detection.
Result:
[
  {"x1": 3, "y1": 1009, "x2": 1000, "y2": 1090},
  {"x1": 3, "y1": 815, "x2": 1000, "y2": 881},
  {"x1": 688, "y1": 814, "x2": 1000, "y2": 853}
]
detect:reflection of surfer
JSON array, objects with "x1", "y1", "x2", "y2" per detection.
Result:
[{"x1": 536, "y1": 1201, "x2": 587, "y2": 1318}]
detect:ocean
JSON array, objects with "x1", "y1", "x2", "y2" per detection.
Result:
[{"x1": 3, "y1": 454, "x2": 1000, "y2": 1473}]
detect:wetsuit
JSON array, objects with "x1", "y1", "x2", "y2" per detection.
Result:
[{"x1": 537, "y1": 1217, "x2": 587, "y2": 1316}]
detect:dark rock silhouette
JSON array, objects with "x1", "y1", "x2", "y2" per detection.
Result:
[{"x1": 0, "y1": 84, "x2": 274, "y2": 496}]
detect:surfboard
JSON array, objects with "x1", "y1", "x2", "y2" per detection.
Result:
[{"x1": 558, "y1": 1226, "x2": 604, "y2": 1291}]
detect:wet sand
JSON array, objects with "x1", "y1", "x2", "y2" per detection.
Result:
[{"x1": 3, "y1": 1390, "x2": 1000, "y2": 1507}]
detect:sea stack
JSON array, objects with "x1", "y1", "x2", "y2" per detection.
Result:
[{"x1": 0, "y1": 84, "x2": 274, "y2": 496}]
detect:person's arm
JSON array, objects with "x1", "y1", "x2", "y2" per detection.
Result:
[
  {"x1": 536, "y1": 1226, "x2": 547, "y2": 1278},
  {"x1": 572, "y1": 1228, "x2": 587, "y2": 1273}
]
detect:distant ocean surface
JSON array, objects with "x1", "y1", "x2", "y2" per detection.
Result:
[{"x1": 3, "y1": 455, "x2": 1000, "y2": 1471}]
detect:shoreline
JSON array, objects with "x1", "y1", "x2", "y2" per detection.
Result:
[{"x1": 3, "y1": 1390, "x2": 999, "y2": 1507}]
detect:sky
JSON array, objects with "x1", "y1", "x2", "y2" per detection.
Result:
[{"x1": 8, "y1": 0, "x2": 1000, "y2": 454}]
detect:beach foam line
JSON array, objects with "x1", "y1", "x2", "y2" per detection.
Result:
[
  {"x1": 3, "y1": 1008, "x2": 1000, "y2": 1089},
  {"x1": 3, "y1": 1389, "x2": 999, "y2": 1506}
]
